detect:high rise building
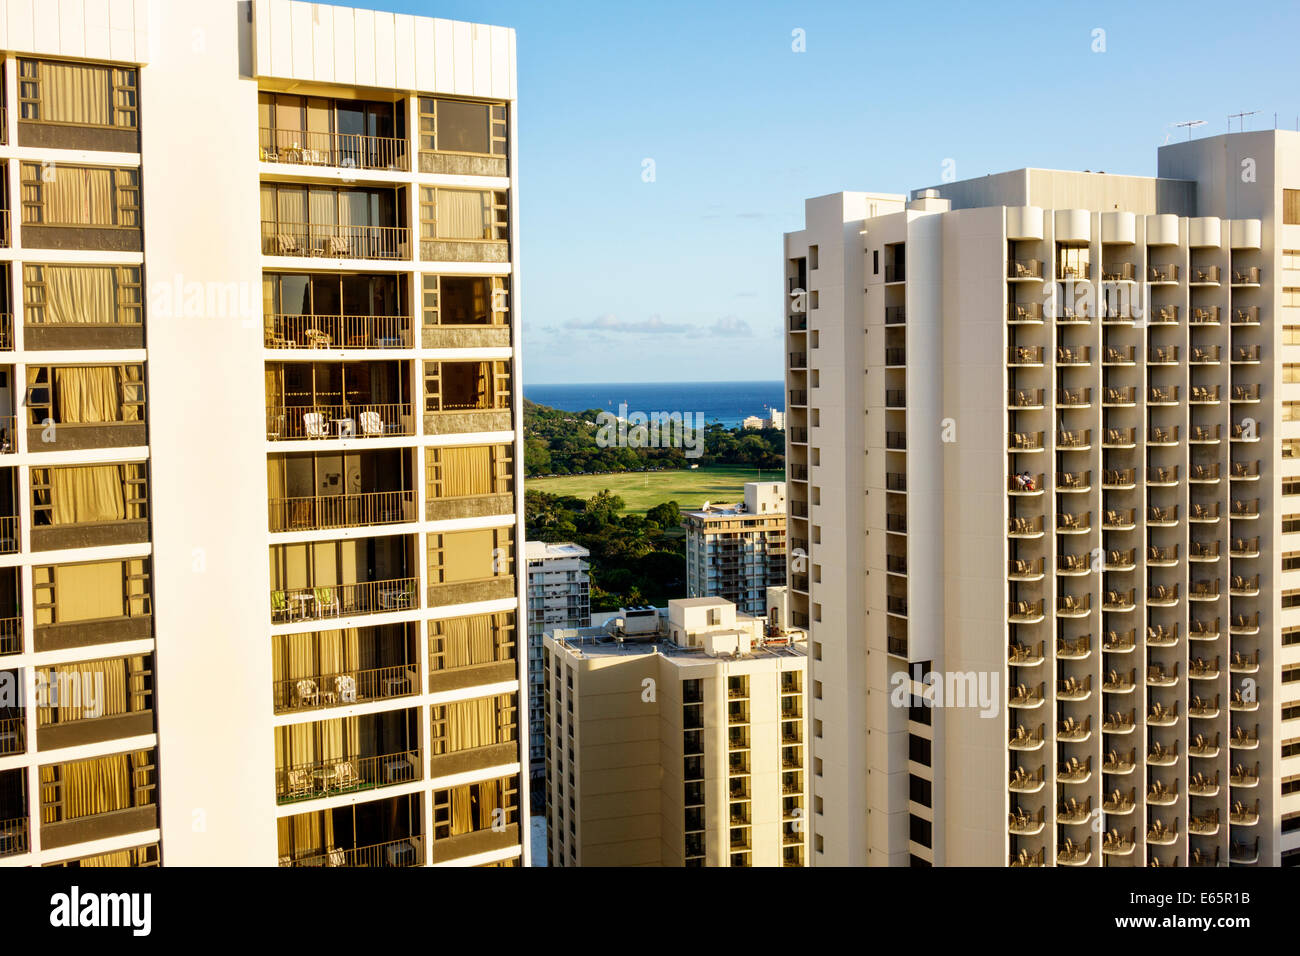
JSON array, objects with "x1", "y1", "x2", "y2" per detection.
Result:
[
  {"x1": 0, "y1": 0, "x2": 526, "y2": 868},
  {"x1": 684, "y1": 481, "x2": 787, "y2": 615},
  {"x1": 785, "y1": 130, "x2": 1300, "y2": 867},
  {"x1": 542, "y1": 595, "x2": 807, "y2": 866},
  {"x1": 524, "y1": 541, "x2": 588, "y2": 791}
]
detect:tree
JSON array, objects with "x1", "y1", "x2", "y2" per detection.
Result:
[{"x1": 645, "y1": 500, "x2": 681, "y2": 529}]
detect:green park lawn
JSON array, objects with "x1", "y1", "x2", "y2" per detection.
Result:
[{"x1": 525, "y1": 464, "x2": 785, "y2": 515}]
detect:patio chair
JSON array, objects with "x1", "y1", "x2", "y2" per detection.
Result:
[
  {"x1": 304, "y1": 328, "x2": 333, "y2": 348},
  {"x1": 334, "y1": 760, "x2": 360, "y2": 790},
  {"x1": 335, "y1": 674, "x2": 357, "y2": 704},
  {"x1": 326, "y1": 235, "x2": 350, "y2": 257},
  {"x1": 314, "y1": 586, "x2": 340, "y2": 616},
  {"x1": 287, "y1": 768, "x2": 313, "y2": 798},
  {"x1": 295, "y1": 679, "x2": 319, "y2": 708},
  {"x1": 271, "y1": 589, "x2": 290, "y2": 622},
  {"x1": 275, "y1": 233, "x2": 301, "y2": 256},
  {"x1": 326, "y1": 845, "x2": 346, "y2": 867},
  {"x1": 359, "y1": 410, "x2": 384, "y2": 436},
  {"x1": 303, "y1": 412, "x2": 329, "y2": 438}
]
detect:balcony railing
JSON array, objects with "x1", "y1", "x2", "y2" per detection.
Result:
[
  {"x1": 1231, "y1": 266, "x2": 1261, "y2": 285},
  {"x1": 259, "y1": 127, "x2": 409, "y2": 172},
  {"x1": 1008, "y1": 346, "x2": 1044, "y2": 366},
  {"x1": 1230, "y1": 461, "x2": 1259, "y2": 480},
  {"x1": 1146, "y1": 584, "x2": 1179, "y2": 606},
  {"x1": 0, "y1": 716, "x2": 24, "y2": 755},
  {"x1": 265, "y1": 313, "x2": 413, "y2": 350},
  {"x1": 1056, "y1": 346, "x2": 1090, "y2": 365},
  {"x1": 1148, "y1": 346, "x2": 1179, "y2": 364},
  {"x1": 1008, "y1": 258, "x2": 1043, "y2": 279},
  {"x1": 1008, "y1": 600, "x2": 1044, "y2": 623},
  {"x1": 1103, "y1": 387, "x2": 1135, "y2": 407},
  {"x1": 1101, "y1": 711, "x2": 1135, "y2": 734},
  {"x1": 1009, "y1": 388, "x2": 1044, "y2": 408},
  {"x1": 1232, "y1": 384, "x2": 1260, "y2": 403},
  {"x1": 1102, "y1": 346, "x2": 1136, "y2": 364},
  {"x1": 1103, "y1": 428, "x2": 1136, "y2": 447},
  {"x1": 1056, "y1": 511, "x2": 1090, "y2": 533},
  {"x1": 269, "y1": 490, "x2": 416, "y2": 532},
  {"x1": 1189, "y1": 385, "x2": 1220, "y2": 404},
  {"x1": 1189, "y1": 425, "x2": 1220, "y2": 443},
  {"x1": 276, "y1": 748, "x2": 422, "y2": 804},
  {"x1": 1102, "y1": 509, "x2": 1136, "y2": 530},
  {"x1": 1008, "y1": 516, "x2": 1044, "y2": 537},
  {"x1": 1007, "y1": 302, "x2": 1043, "y2": 322},
  {"x1": 0, "y1": 617, "x2": 19, "y2": 656},
  {"x1": 1056, "y1": 388, "x2": 1091, "y2": 407},
  {"x1": 1189, "y1": 265, "x2": 1220, "y2": 284},
  {"x1": 1008, "y1": 432, "x2": 1044, "y2": 451},
  {"x1": 1189, "y1": 346, "x2": 1220, "y2": 365},
  {"x1": 262, "y1": 221, "x2": 410, "y2": 260},
  {"x1": 1148, "y1": 263, "x2": 1178, "y2": 283},
  {"x1": 1232, "y1": 345, "x2": 1261, "y2": 363},
  {"x1": 885, "y1": 431, "x2": 907, "y2": 450},
  {"x1": 884, "y1": 306, "x2": 905, "y2": 325},
  {"x1": 1232, "y1": 306, "x2": 1260, "y2": 325},
  {"x1": 1102, "y1": 589, "x2": 1136, "y2": 611},
  {"x1": 1148, "y1": 304, "x2": 1179, "y2": 324},
  {"x1": 267, "y1": 403, "x2": 415, "y2": 440},
  {"x1": 281, "y1": 834, "x2": 425, "y2": 868},
  {"x1": 273, "y1": 663, "x2": 418, "y2": 713},
  {"x1": 1190, "y1": 306, "x2": 1220, "y2": 324},
  {"x1": 271, "y1": 577, "x2": 419, "y2": 624},
  {"x1": 1188, "y1": 502, "x2": 1220, "y2": 521},
  {"x1": 0, "y1": 817, "x2": 28, "y2": 858},
  {"x1": 1056, "y1": 431, "x2": 1091, "y2": 451},
  {"x1": 884, "y1": 264, "x2": 905, "y2": 282},
  {"x1": 1057, "y1": 263, "x2": 1091, "y2": 281},
  {"x1": 1057, "y1": 471, "x2": 1089, "y2": 492}
]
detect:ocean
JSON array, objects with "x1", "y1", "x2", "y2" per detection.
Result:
[{"x1": 524, "y1": 381, "x2": 784, "y2": 430}]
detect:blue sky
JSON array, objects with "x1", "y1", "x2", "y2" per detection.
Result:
[{"x1": 327, "y1": 0, "x2": 1300, "y2": 383}]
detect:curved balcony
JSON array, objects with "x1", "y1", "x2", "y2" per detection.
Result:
[
  {"x1": 1104, "y1": 549, "x2": 1136, "y2": 572},
  {"x1": 1103, "y1": 427, "x2": 1136, "y2": 449},
  {"x1": 1189, "y1": 811, "x2": 1221, "y2": 837},
  {"x1": 1008, "y1": 346, "x2": 1045, "y2": 367},
  {"x1": 1230, "y1": 537, "x2": 1260, "y2": 558},
  {"x1": 1146, "y1": 584, "x2": 1179, "y2": 606},
  {"x1": 1229, "y1": 725, "x2": 1259, "y2": 751},
  {"x1": 1147, "y1": 386, "x2": 1179, "y2": 407},
  {"x1": 1148, "y1": 346, "x2": 1179, "y2": 365},
  {"x1": 1009, "y1": 432, "x2": 1045, "y2": 453},
  {"x1": 1189, "y1": 345, "x2": 1221, "y2": 365},
  {"x1": 1230, "y1": 425, "x2": 1260, "y2": 446},
  {"x1": 1008, "y1": 388, "x2": 1045, "y2": 410},
  {"x1": 1148, "y1": 304, "x2": 1179, "y2": 325},
  {"x1": 1056, "y1": 346, "x2": 1091, "y2": 366},
  {"x1": 1146, "y1": 466, "x2": 1179, "y2": 487},
  {"x1": 1102, "y1": 589, "x2": 1136, "y2": 612},
  {"x1": 1188, "y1": 385, "x2": 1220, "y2": 406},
  {"x1": 1229, "y1": 838, "x2": 1260, "y2": 865},
  {"x1": 1101, "y1": 262, "x2": 1135, "y2": 282},
  {"x1": 1229, "y1": 499, "x2": 1259, "y2": 520},
  {"x1": 1188, "y1": 656, "x2": 1220, "y2": 680},
  {"x1": 1229, "y1": 574, "x2": 1259, "y2": 597},
  {"x1": 1102, "y1": 749, "x2": 1136, "y2": 775},
  {"x1": 1230, "y1": 800, "x2": 1260, "y2": 826},
  {"x1": 1008, "y1": 558, "x2": 1045, "y2": 581},
  {"x1": 1147, "y1": 506, "x2": 1178, "y2": 527},
  {"x1": 1231, "y1": 266, "x2": 1261, "y2": 287},
  {"x1": 1147, "y1": 426, "x2": 1178, "y2": 447},
  {"x1": 1188, "y1": 618, "x2": 1220, "y2": 641},
  {"x1": 1008, "y1": 806, "x2": 1046, "y2": 836},
  {"x1": 1008, "y1": 640, "x2": 1045, "y2": 665},
  {"x1": 1058, "y1": 675, "x2": 1092, "y2": 701},
  {"x1": 1103, "y1": 387, "x2": 1136, "y2": 407},
  {"x1": 1147, "y1": 781, "x2": 1178, "y2": 806},
  {"x1": 1229, "y1": 651, "x2": 1259, "y2": 674},
  {"x1": 1007, "y1": 302, "x2": 1044, "y2": 323},
  {"x1": 1008, "y1": 600, "x2": 1045, "y2": 624},
  {"x1": 1104, "y1": 669, "x2": 1137, "y2": 694},
  {"x1": 1147, "y1": 701, "x2": 1178, "y2": 726},
  {"x1": 1057, "y1": 797, "x2": 1091, "y2": 825},
  {"x1": 1103, "y1": 788, "x2": 1137, "y2": 814},
  {"x1": 1102, "y1": 346, "x2": 1137, "y2": 366},
  {"x1": 1147, "y1": 741, "x2": 1178, "y2": 767},
  {"x1": 1229, "y1": 762, "x2": 1260, "y2": 789},
  {"x1": 1188, "y1": 425, "x2": 1221, "y2": 445},
  {"x1": 1009, "y1": 722, "x2": 1046, "y2": 751},
  {"x1": 1056, "y1": 471, "x2": 1091, "y2": 493},
  {"x1": 1057, "y1": 636, "x2": 1091, "y2": 660},
  {"x1": 1008, "y1": 258, "x2": 1044, "y2": 281},
  {"x1": 1232, "y1": 305, "x2": 1261, "y2": 325},
  {"x1": 1102, "y1": 828, "x2": 1136, "y2": 857},
  {"x1": 1188, "y1": 502, "x2": 1220, "y2": 524},
  {"x1": 1188, "y1": 541, "x2": 1220, "y2": 562},
  {"x1": 1231, "y1": 345, "x2": 1261, "y2": 365},
  {"x1": 1146, "y1": 624, "x2": 1178, "y2": 647},
  {"x1": 1229, "y1": 613, "x2": 1259, "y2": 637},
  {"x1": 1231, "y1": 384, "x2": 1260, "y2": 404},
  {"x1": 1056, "y1": 512, "x2": 1091, "y2": 535},
  {"x1": 1189, "y1": 265, "x2": 1221, "y2": 285},
  {"x1": 1229, "y1": 689, "x2": 1259, "y2": 713},
  {"x1": 1008, "y1": 473, "x2": 1045, "y2": 496},
  {"x1": 1057, "y1": 387, "x2": 1092, "y2": 409},
  {"x1": 1103, "y1": 630, "x2": 1136, "y2": 653},
  {"x1": 1103, "y1": 305, "x2": 1136, "y2": 325},
  {"x1": 1008, "y1": 683, "x2": 1046, "y2": 710},
  {"x1": 1190, "y1": 848, "x2": 1221, "y2": 867},
  {"x1": 1188, "y1": 580, "x2": 1220, "y2": 601},
  {"x1": 1102, "y1": 710, "x2": 1136, "y2": 735},
  {"x1": 1189, "y1": 733, "x2": 1220, "y2": 759},
  {"x1": 1188, "y1": 772, "x2": 1220, "y2": 798},
  {"x1": 1056, "y1": 431, "x2": 1092, "y2": 452},
  {"x1": 1057, "y1": 716, "x2": 1091, "y2": 742},
  {"x1": 1009, "y1": 847, "x2": 1046, "y2": 867},
  {"x1": 1102, "y1": 468, "x2": 1136, "y2": 489},
  {"x1": 1102, "y1": 509, "x2": 1137, "y2": 531},
  {"x1": 1189, "y1": 695, "x2": 1220, "y2": 719},
  {"x1": 1148, "y1": 263, "x2": 1179, "y2": 284},
  {"x1": 1057, "y1": 756, "x2": 1091, "y2": 785},
  {"x1": 1229, "y1": 460, "x2": 1260, "y2": 481},
  {"x1": 1190, "y1": 306, "x2": 1221, "y2": 325},
  {"x1": 1056, "y1": 305, "x2": 1092, "y2": 325},
  {"x1": 1188, "y1": 463, "x2": 1221, "y2": 483},
  {"x1": 1147, "y1": 820, "x2": 1179, "y2": 845},
  {"x1": 1147, "y1": 664, "x2": 1179, "y2": 688},
  {"x1": 1056, "y1": 593, "x2": 1091, "y2": 618},
  {"x1": 1008, "y1": 516, "x2": 1045, "y2": 539},
  {"x1": 1147, "y1": 545, "x2": 1179, "y2": 568},
  {"x1": 1008, "y1": 765, "x2": 1046, "y2": 793},
  {"x1": 1058, "y1": 262, "x2": 1092, "y2": 281}
]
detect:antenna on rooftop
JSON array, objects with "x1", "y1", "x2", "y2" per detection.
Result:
[
  {"x1": 1228, "y1": 111, "x2": 1259, "y2": 132},
  {"x1": 1174, "y1": 120, "x2": 1206, "y2": 142}
]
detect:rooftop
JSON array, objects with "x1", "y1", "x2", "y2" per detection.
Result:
[
  {"x1": 545, "y1": 624, "x2": 806, "y2": 662},
  {"x1": 525, "y1": 541, "x2": 590, "y2": 560}
]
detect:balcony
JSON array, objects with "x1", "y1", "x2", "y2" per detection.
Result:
[
  {"x1": 1147, "y1": 780, "x2": 1178, "y2": 806},
  {"x1": 1104, "y1": 346, "x2": 1137, "y2": 364},
  {"x1": 1056, "y1": 305, "x2": 1091, "y2": 325},
  {"x1": 1189, "y1": 695, "x2": 1221, "y2": 719},
  {"x1": 1102, "y1": 468, "x2": 1136, "y2": 489},
  {"x1": 1189, "y1": 345, "x2": 1220, "y2": 365},
  {"x1": 1229, "y1": 461, "x2": 1259, "y2": 481},
  {"x1": 1010, "y1": 848, "x2": 1045, "y2": 867},
  {"x1": 1146, "y1": 506, "x2": 1178, "y2": 527},
  {"x1": 1229, "y1": 613, "x2": 1259, "y2": 639},
  {"x1": 1229, "y1": 574, "x2": 1259, "y2": 597},
  {"x1": 1057, "y1": 636, "x2": 1090, "y2": 661},
  {"x1": 1230, "y1": 537, "x2": 1259, "y2": 558},
  {"x1": 1147, "y1": 426, "x2": 1178, "y2": 447},
  {"x1": 1056, "y1": 511, "x2": 1090, "y2": 535},
  {"x1": 1147, "y1": 387, "x2": 1178, "y2": 406},
  {"x1": 1102, "y1": 387, "x2": 1136, "y2": 407},
  {"x1": 886, "y1": 595, "x2": 908, "y2": 616},
  {"x1": 1229, "y1": 801, "x2": 1260, "y2": 827},
  {"x1": 1008, "y1": 516, "x2": 1044, "y2": 540},
  {"x1": 1056, "y1": 431, "x2": 1091, "y2": 452},
  {"x1": 1148, "y1": 304, "x2": 1180, "y2": 325},
  {"x1": 1102, "y1": 589, "x2": 1136, "y2": 612},
  {"x1": 1008, "y1": 640, "x2": 1045, "y2": 664},
  {"x1": 1147, "y1": 703, "x2": 1179, "y2": 728},
  {"x1": 1103, "y1": 629, "x2": 1136, "y2": 652},
  {"x1": 1148, "y1": 263, "x2": 1179, "y2": 284},
  {"x1": 1229, "y1": 688, "x2": 1258, "y2": 713},
  {"x1": 1102, "y1": 711, "x2": 1136, "y2": 737},
  {"x1": 1231, "y1": 384, "x2": 1260, "y2": 404},
  {"x1": 1008, "y1": 765, "x2": 1045, "y2": 792},
  {"x1": 1008, "y1": 554, "x2": 1045, "y2": 581},
  {"x1": 1009, "y1": 431, "x2": 1045, "y2": 453},
  {"x1": 1229, "y1": 651, "x2": 1259, "y2": 674},
  {"x1": 1058, "y1": 262, "x2": 1091, "y2": 281},
  {"x1": 1056, "y1": 757, "x2": 1091, "y2": 785},
  {"x1": 1231, "y1": 266, "x2": 1261, "y2": 287},
  {"x1": 1189, "y1": 618, "x2": 1221, "y2": 640},
  {"x1": 1057, "y1": 716, "x2": 1091, "y2": 743},
  {"x1": 276, "y1": 745, "x2": 421, "y2": 805},
  {"x1": 1188, "y1": 464, "x2": 1220, "y2": 484},
  {"x1": 1103, "y1": 428, "x2": 1136, "y2": 449},
  {"x1": 1007, "y1": 302, "x2": 1043, "y2": 323},
  {"x1": 1229, "y1": 838, "x2": 1260, "y2": 865},
  {"x1": 265, "y1": 312, "x2": 413, "y2": 351},
  {"x1": 1147, "y1": 624, "x2": 1178, "y2": 647},
  {"x1": 1102, "y1": 828, "x2": 1136, "y2": 857},
  {"x1": 1009, "y1": 388, "x2": 1045, "y2": 410},
  {"x1": 1009, "y1": 473, "x2": 1045, "y2": 496},
  {"x1": 1231, "y1": 345, "x2": 1261, "y2": 365},
  {"x1": 1147, "y1": 663, "x2": 1179, "y2": 688},
  {"x1": 1103, "y1": 549, "x2": 1136, "y2": 572},
  {"x1": 1057, "y1": 593, "x2": 1091, "y2": 619},
  {"x1": 1057, "y1": 797, "x2": 1090, "y2": 825},
  {"x1": 1147, "y1": 545, "x2": 1178, "y2": 567},
  {"x1": 1229, "y1": 762, "x2": 1259, "y2": 789},
  {"x1": 1188, "y1": 502, "x2": 1220, "y2": 523},
  {"x1": 1057, "y1": 471, "x2": 1090, "y2": 494},
  {"x1": 1058, "y1": 675, "x2": 1091, "y2": 701},
  {"x1": 1188, "y1": 385, "x2": 1220, "y2": 405},
  {"x1": 1188, "y1": 580, "x2": 1219, "y2": 601},
  {"x1": 1057, "y1": 388, "x2": 1091, "y2": 408},
  {"x1": 1146, "y1": 819, "x2": 1179, "y2": 846},
  {"x1": 1188, "y1": 771, "x2": 1220, "y2": 797},
  {"x1": 789, "y1": 389, "x2": 808, "y2": 407},
  {"x1": 885, "y1": 431, "x2": 907, "y2": 451},
  {"x1": 1232, "y1": 305, "x2": 1260, "y2": 325},
  {"x1": 883, "y1": 306, "x2": 905, "y2": 326},
  {"x1": 262, "y1": 219, "x2": 409, "y2": 261},
  {"x1": 1008, "y1": 346, "x2": 1044, "y2": 367},
  {"x1": 1230, "y1": 424, "x2": 1260, "y2": 445},
  {"x1": 1188, "y1": 425, "x2": 1220, "y2": 444},
  {"x1": 1056, "y1": 346, "x2": 1090, "y2": 366},
  {"x1": 1008, "y1": 258, "x2": 1044, "y2": 280},
  {"x1": 273, "y1": 628, "x2": 418, "y2": 713},
  {"x1": 1102, "y1": 509, "x2": 1136, "y2": 531},
  {"x1": 1008, "y1": 683, "x2": 1045, "y2": 710},
  {"x1": 1147, "y1": 740, "x2": 1178, "y2": 767},
  {"x1": 1147, "y1": 346, "x2": 1179, "y2": 365},
  {"x1": 1057, "y1": 553, "x2": 1089, "y2": 576},
  {"x1": 1057, "y1": 837, "x2": 1092, "y2": 866},
  {"x1": 884, "y1": 263, "x2": 905, "y2": 283},
  {"x1": 1103, "y1": 787, "x2": 1137, "y2": 815},
  {"x1": 1190, "y1": 734, "x2": 1220, "y2": 759},
  {"x1": 1008, "y1": 806, "x2": 1045, "y2": 836},
  {"x1": 1190, "y1": 306, "x2": 1220, "y2": 325},
  {"x1": 1189, "y1": 265, "x2": 1220, "y2": 285},
  {"x1": 1009, "y1": 722, "x2": 1046, "y2": 750}
]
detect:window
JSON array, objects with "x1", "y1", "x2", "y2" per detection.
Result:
[
  {"x1": 432, "y1": 774, "x2": 519, "y2": 841},
  {"x1": 21, "y1": 162, "x2": 139, "y2": 227},
  {"x1": 1286, "y1": 704, "x2": 1300, "y2": 721},
  {"x1": 1286, "y1": 516, "x2": 1300, "y2": 534},
  {"x1": 808, "y1": 245, "x2": 818, "y2": 270},
  {"x1": 427, "y1": 444, "x2": 513, "y2": 499},
  {"x1": 1285, "y1": 740, "x2": 1300, "y2": 760},
  {"x1": 1286, "y1": 189, "x2": 1300, "y2": 226},
  {"x1": 908, "y1": 693, "x2": 932, "y2": 726},
  {"x1": 1286, "y1": 403, "x2": 1300, "y2": 424},
  {"x1": 1286, "y1": 250, "x2": 1300, "y2": 270},
  {"x1": 258, "y1": 93, "x2": 399, "y2": 170},
  {"x1": 1286, "y1": 326, "x2": 1300, "y2": 345},
  {"x1": 33, "y1": 558, "x2": 151, "y2": 626},
  {"x1": 30, "y1": 462, "x2": 148, "y2": 526},
  {"x1": 24, "y1": 265, "x2": 142, "y2": 326},
  {"x1": 1285, "y1": 288, "x2": 1300, "y2": 308},
  {"x1": 419, "y1": 187, "x2": 508, "y2": 241},
  {"x1": 40, "y1": 749, "x2": 157, "y2": 824},
  {"x1": 421, "y1": 275, "x2": 508, "y2": 326},
  {"x1": 1285, "y1": 775, "x2": 1300, "y2": 796},
  {"x1": 428, "y1": 612, "x2": 516, "y2": 671},
  {"x1": 18, "y1": 58, "x2": 137, "y2": 128},
  {"x1": 1287, "y1": 439, "x2": 1300, "y2": 459},
  {"x1": 1284, "y1": 664, "x2": 1300, "y2": 683},
  {"x1": 427, "y1": 527, "x2": 514, "y2": 585},
  {"x1": 430, "y1": 693, "x2": 517, "y2": 754},
  {"x1": 418, "y1": 97, "x2": 507, "y2": 155},
  {"x1": 36, "y1": 654, "x2": 153, "y2": 727},
  {"x1": 1286, "y1": 364, "x2": 1300, "y2": 384},
  {"x1": 1285, "y1": 551, "x2": 1300, "y2": 571},
  {"x1": 1285, "y1": 627, "x2": 1300, "y2": 647},
  {"x1": 908, "y1": 733, "x2": 931, "y2": 765},
  {"x1": 908, "y1": 814, "x2": 932, "y2": 848},
  {"x1": 909, "y1": 773, "x2": 932, "y2": 807},
  {"x1": 872, "y1": 250, "x2": 879, "y2": 275},
  {"x1": 424, "y1": 360, "x2": 511, "y2": 412},
  {"x1": 26, "y1": 364, "x2": 145, "y2": 427},
  {"x1": 259, "y1": 183, "x2": 403, "y2": 259}
]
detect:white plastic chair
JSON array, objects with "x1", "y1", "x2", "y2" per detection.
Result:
[
  {"x1": 359, "y1": 410, "x2": 384, "y2": 436},
  {"x1": 304, "y1": 412, "x2": 328, "y2": 438},
  {"x1": 335, "y1": 675, "x2": 357, "y2": 704}
]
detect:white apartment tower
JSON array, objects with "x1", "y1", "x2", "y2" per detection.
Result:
[
  {"x1": 786, "y1": 130, "x2": 1300, "y2": 867},
  {"x1": 0, "y1": 0, "x2": 527, "y2": 867},
  {"x1": 684, "y1": 481, "x2": 787, "y2": 616}
]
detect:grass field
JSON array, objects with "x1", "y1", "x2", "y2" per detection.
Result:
[{"x1": 525, "y1": 464, "x2": 785, "y2": 515}]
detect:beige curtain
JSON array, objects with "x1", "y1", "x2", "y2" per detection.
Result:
[
  {"x1": 442, "y1": 695, "x2": 512, "y2": 753},
  {"x1": 29, "y1": 265, "x2": 116, "y2": 324},
  {"x1": 38, "y1": 657, "x2": 130, "y2": 725},
  {"x1": 50, "y1": 366, "x2": 121, "y2": 423},
  {"x1": 437, "y1": 614, "x2": 496, "y2": 669},
  {"x1": 46, "y1": 166, "x2": 114, "y2": 226},
  {"x1": 438, "y1": 190, "x2": 490, "y2": 239},
  {"x1": 49, "y1": 561, "x2": 124, "y2": 624},
  {"x1": 51, "y1": 465, "x2": 125, "y2": 525},
  {"x1": 439, "y1": 445, "x2": 492, "y2": 498},
  {"x1": 39, "y1": 61, "x2": 113, "y2": 125},
  {"x1": 278, "y1": 811, "x2": 333, "y2": 861},
  {"x1": 43, "y1": 752, "x2": 138, "y2": 822},
  {"x1": 309, "y1": 188, "x2": 337, "y2": 228}
]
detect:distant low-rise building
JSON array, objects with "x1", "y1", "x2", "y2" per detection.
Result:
[
  {"x1": 684, "y1": 482, "x2": 787, "y2": 615},
  {"x1": 543, "y1": 595, "x2": 808, "y2": 866},
  {"x1": 742, "y1": 415, "x2": 765, "y2": 430},
  {"x1": 766, "y1": 409, "x2": 785, "y2": 430}
]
